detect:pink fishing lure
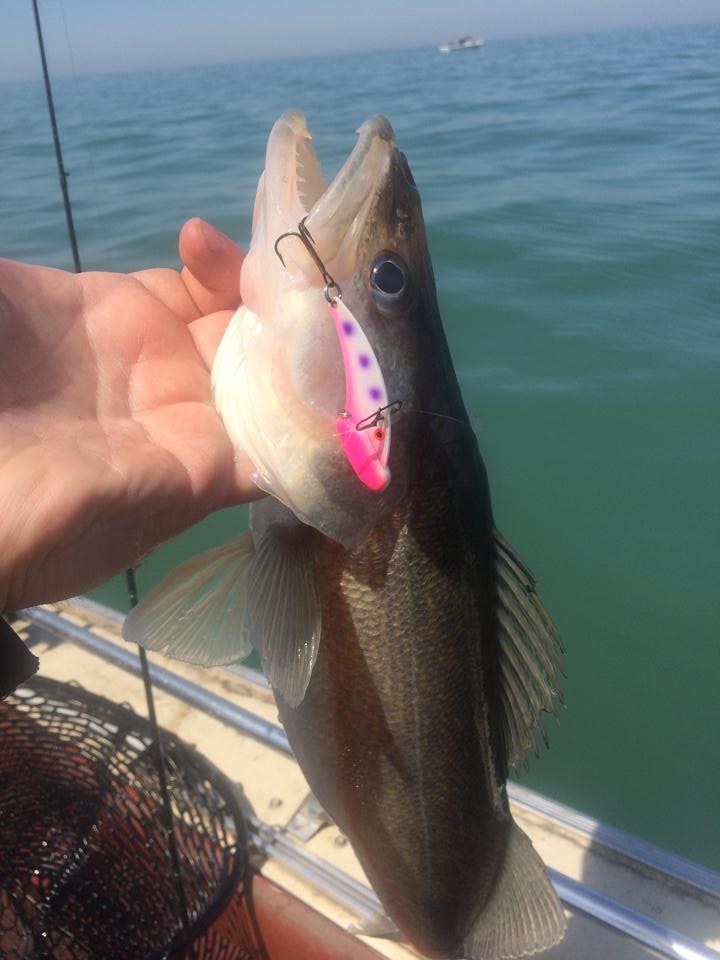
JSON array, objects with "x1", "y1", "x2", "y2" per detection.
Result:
[{"x1": 329, "y1": 301, "x2": 391, "y2": 492}]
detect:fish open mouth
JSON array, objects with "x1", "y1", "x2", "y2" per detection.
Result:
[
  {"x1": 260, "y1": 110, "x2": 396, "y2": 277},
  {"x1": 251, "y1": 111, "x2": 398, "y2": 494}
]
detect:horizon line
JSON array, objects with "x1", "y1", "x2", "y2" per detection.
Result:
[{"x1": 2, "y1": 16, "x2": 718, "y2": 86}]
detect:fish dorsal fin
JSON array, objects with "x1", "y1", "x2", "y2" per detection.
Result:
[
  {"x1": 249, "y1": 525, "x2": 321, "y2": 708},
  {"x1": 463, "y1": 822, "x2": 566, "y2": 959},
  {"x1": 493, "y1": 531, "x2": 565, "y2": 769},
  {"x1": 122, "y1": 532, "x2": 256, "y2": 666}
]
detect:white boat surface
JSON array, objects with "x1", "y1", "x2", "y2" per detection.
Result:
[{"x1": 439, "y1": 35, "x2": 484, "y2": 53}]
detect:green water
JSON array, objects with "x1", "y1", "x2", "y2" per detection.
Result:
[{"x1": 3, "y1": 24, "x2": 718, "y2": 869}]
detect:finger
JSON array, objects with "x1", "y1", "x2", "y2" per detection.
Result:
[
  {"x1": 179, "y1": 218, "x2": 245, "y2": 316},
  {"x1": 188, "y1": 308, "x2": 234, "y2": 371},
  {"x1": 131, "y1": 267, "x2": 199, "y2": 321}
]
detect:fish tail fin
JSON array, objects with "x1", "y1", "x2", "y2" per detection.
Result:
[{"x1": 464, "y1": 823, "x2": 566, "y2": 960}]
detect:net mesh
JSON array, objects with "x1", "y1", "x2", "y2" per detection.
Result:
[{"x1": 0, "y1": 674, "x2": 264, "y2": 960}]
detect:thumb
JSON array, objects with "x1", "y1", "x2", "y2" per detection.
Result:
[{"x1": 179, "y1": 217, "x2": 245, "y2": 315}]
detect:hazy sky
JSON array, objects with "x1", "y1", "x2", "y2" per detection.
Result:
[{"x1": 3, "y1": 0, "x2": 719, "y2": 82}]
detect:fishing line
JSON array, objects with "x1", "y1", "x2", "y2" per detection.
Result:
[
  {"x1": 403, "y1": 407, "x2": 470, "y2": 430},
  {"x1": 307, "y1": 401, "x2": 471, "y2": 445},
  {"x1": 56, "y1": 0, "x2": 113, "y2": 270},
  {"x1": 58, "y1": 0, "x2": 78, "y2": 80}
]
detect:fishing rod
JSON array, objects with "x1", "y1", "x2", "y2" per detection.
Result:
[
  {"x1": 31, "y1": 4, "x2": 196, "y2": 954},
  {"x1": 31, "y1": 0, "x2": 82, "y2": 272}
]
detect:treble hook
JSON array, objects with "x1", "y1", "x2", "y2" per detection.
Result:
[
  {"x1": 355, "y1": 400, "x2": 404, "y2": 432},
  {"x1": 274, "y1": 217, "x2": 342, "y2": 305}
]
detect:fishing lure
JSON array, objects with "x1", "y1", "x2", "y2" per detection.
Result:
[{"x1": 275, "y1": 218, "x2": 398, "y2": 492}]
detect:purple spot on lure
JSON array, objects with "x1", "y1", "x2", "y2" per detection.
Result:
[
  {"x1": 358, "y1": 354, "x2": 371, "y2": 368},
  {"x1": 369, "y1": 387, "x2": 383, "y2": 401},
  {"x1": 342, "y1": 321, "x2": 354, "y2": 335}
]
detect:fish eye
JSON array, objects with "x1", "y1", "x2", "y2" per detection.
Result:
[
  {"x1": 369, "y1": 253, "x2": 410, "y2": 310},
  {"x1": 371, "y1": 258, "x2": 405, "y2": 296}
]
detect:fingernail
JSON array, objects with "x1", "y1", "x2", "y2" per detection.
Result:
[{"x1": 201, "y1": 220, "x2": 232, "y2": 255}]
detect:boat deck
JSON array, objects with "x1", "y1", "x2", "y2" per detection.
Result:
[{"x1": 11, "y1": 601, "x2": 720, "y2": 960}]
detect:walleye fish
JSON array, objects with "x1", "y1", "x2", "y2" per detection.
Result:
[{"x1": 124, "y1": 111, "x2": 566, "y2": 959}]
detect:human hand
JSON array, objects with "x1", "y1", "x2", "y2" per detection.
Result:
[{"x1": 0, "y1": 218, "x2": 260, "y2": 611}]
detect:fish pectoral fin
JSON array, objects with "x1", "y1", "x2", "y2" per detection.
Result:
[
  {"x1": 122, "y1": 532, "x2": 255, "y2": 667},
  {"x1": 464, "y1": 823, "x2": 566, "y2": 960},
  {"x1": 493, "y1": 530, "x2": 565, "y2": 769},
  {"x1": 249, "y1": 524, "x2": 321, "y2": 708}
]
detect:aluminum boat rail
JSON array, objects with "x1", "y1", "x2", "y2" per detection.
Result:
[{"x1": 22, "y1": 604, "x2": 720, "y2": 960}]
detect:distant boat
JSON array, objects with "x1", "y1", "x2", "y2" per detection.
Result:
[{"x1": 439, "y1": 35, "x2": 484, "y2": 53}]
